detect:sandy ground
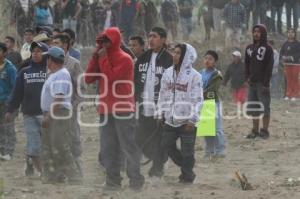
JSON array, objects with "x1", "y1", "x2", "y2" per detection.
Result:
[{"x1": 1, "y1": 99, "x2": 300, "y2": 199}]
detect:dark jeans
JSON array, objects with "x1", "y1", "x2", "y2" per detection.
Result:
[
  {"x1": 135, "y1": 115, "x2": 167, "y2": 177},
  {"x1": 253, "y1": 4, "x2": 267, "y2": 26},
  {"x1": 271, "y1": 6, "x2": 283, "y2": 33},
  {"x1": 162, "y1": 124, "x2": 196, "y2": 183},
  {"x1": 99, "y1": 114, "x2": 144, "y2": 188},
  {"x1": 286, "y1": 2, "x2": 299, "y2": 30},
  {"x1": 247, "y1": 83, "x2": 271, "y2": 117}
]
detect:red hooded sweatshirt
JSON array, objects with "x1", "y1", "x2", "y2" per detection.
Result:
[{"x1": 85, "y1": 27, "x2": 135, "y2": 114}]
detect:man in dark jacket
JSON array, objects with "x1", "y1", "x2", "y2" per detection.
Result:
[
  {"x1": 134, "y1": 27, "x2": 173, "y2": 182},
  {"x1": 6, "y1": 42, "x2": 48, "y2": 176},
  {"x1": 245, "y1": 24, "x2": 274, "y2": 139},
  {"x1": 223, "y1": 51, "x2": 247, "y2": 104}
]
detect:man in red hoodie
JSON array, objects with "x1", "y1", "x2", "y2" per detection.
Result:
[{"x1": 85, "y1": 27, "x2": 144, "y2": 190}]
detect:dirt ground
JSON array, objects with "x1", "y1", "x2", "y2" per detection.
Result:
[{"x1": 1, "y1": 99, "x2": 300, "y2": 199}]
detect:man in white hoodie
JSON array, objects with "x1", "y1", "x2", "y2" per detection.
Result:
[{"x1": 157, "y1": 43, "x2": 203, "y2": 183}]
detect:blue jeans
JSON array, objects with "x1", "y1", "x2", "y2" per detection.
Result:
[
  {"x1": 204, "y1": 102, "x2": 226, "y2": 156},
  {"x1": 180, "y1": 17, "x2": 192, "y2": 39},
  {"x1": 23, "y1": 115, "x2": 43, "y2": 156}
]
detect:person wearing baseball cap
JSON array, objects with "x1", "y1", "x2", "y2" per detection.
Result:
[
  {"x1": 5, "y1": 41, "x2": 48, "y2": 174},
  {"x1": 40, "y1": 46, "x2": 81, "y2": 184},
  {"x1": 223, "y1": 50, "x2": 247, "y2": 105}
]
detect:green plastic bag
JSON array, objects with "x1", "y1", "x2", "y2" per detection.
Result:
[{"x1": 197, "y1": 99, "x2": 216, "y2": 137}]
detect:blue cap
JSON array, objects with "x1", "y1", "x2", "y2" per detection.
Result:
[{"x1": 44, "y1": 46, "x2": 65, "y2": 62}]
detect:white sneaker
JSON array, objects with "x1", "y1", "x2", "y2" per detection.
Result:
[
  {"x1": 291, "y1": 97, "x2": 297, "y2": 102},
  {"x1": 284, "y1": 97, "x2": 290, "y2": 101},
  {"x1": 0, "y1": 154, "x2": 12, "y2": 161}
]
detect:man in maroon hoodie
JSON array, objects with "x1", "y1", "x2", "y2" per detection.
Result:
[
  {"x1": 245, "y1": 24, "x2": 274, "y2": 139},
  {"x1": 85, "y1": 27, "x2": 144, "y2": 190}
]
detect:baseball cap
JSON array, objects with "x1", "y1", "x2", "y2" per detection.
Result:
[
  {"x1": 232, "y1": 51, "x2": 242, "y2": 58},
  {"x1": 43, "y1": 46, "x2": 65, "y2": 62},
  {"x1": 30, "y1": 42, "x2": 49, "y2": 52},
  {"x1": 33, "y1": 33, "x2": 51, "y2": 42}
]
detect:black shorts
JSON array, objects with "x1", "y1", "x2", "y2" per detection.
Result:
[{"x1": 246, "y1": 83, "x2": 271, "y2": 117}]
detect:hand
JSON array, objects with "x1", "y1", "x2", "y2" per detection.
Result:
[
  {"x1": 5, "y1": 112, "x2": 12, "y2": 122},
  {"x1": 184, "y1": 122, "x2": 195, "y2": 132},
  {"x1": 42, "y1": 115, "x2": 50, "y2": 129},
  {"x1": 93, "y1": 47, "x2": 106, "y2": 59}
]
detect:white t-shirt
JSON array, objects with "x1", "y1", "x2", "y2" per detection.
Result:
[
  {"x1": 41, "y1": 68, "x2": 72, "y2": 112},
  {"x1": 142, "y1": 52, "x2": 158, "y2": 117}
]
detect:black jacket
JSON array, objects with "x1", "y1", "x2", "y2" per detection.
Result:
[
  {"x1": 245, "y1": 24, "x2": 274, "y2": 87},
  {"x1": 7, "y1": 58, "x2": 47, "y2": 115},
  {"x1": 224, "y1": 61, "x2": 246, "y2": 89},
  {"x1": 280, "y1": 40, "x2": 300, "y2": 64},
  {"x1": 134, "y1": 48, "x2": 173, "y2": 110}
]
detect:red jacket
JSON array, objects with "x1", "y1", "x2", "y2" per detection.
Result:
[{"x1": 85, "y1": 27, "x2": 135, "y2": 114}]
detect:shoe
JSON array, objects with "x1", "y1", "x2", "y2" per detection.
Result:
[
  {"x1": 102, "y1": 182, "x2": 122, "y2": 191},
  {"x1": 284, "y1": 97, "x2": 290, "y2": 101},
  {"x1": 178, "y1": 175, "x2": 194, "y2": 184},
  {"x1": 25, "y1": 157, "x2": 35, "y2": 176},
  {"x1": 0, "y1": 154, "x2": 12, "y2": 161},
  {"x1": 259, "y1": 129, "x2": 270, "y2": 139},
  {"x1": 246, "y1": 130, "x2": 259, "y2": 139},
  {"x1": 149, "y1": 176, "x2": 163, "y2": 186}
]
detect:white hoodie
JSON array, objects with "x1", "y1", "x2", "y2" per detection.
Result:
[{"x1": 157, "y1": 44, "x2": 203, "y2": 127}]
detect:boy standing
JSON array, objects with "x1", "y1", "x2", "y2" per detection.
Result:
[
  {"x1": 158, "y1": 43, "x2": 203, "y2": 183},
  {"x1": 200, "y1": 50, "x2": 226, "y2": 158}
]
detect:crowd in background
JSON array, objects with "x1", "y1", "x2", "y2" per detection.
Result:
[{"x1": 10, "y1": 0, "x2": 300, "y2": 47}]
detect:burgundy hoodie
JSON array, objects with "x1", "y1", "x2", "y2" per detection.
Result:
[{"x1": 245, "y1": 24, "x2": 274, "y2": 87}]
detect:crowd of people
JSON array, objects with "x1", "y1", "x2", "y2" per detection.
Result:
[
  {"x1": 10, "y1": 0, "x2": 300, "y2": 46},
  {"x1": 0, "y1": 0, "x2": 299, "y2": 192}
]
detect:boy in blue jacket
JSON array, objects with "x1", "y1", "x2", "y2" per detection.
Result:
[{"x1": 0, "y1": 42, "x2": 17, "y2": 161}]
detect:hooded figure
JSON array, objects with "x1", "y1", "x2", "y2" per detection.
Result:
[
  {"x1": 244, "y1": 24, "x2": 274, "y2": 139},
  {"x1": 157, "y1": 43, "x2": 203, "y2": 183},
  {"x1": 85, "y1": 27, "x2": 135, "y2": 114},
  {"x1": 84, "y1": 27, "x2": 144, "y2": 190},
  {"x1": 245, "y1": 24, "x2": 274, "y2": 88},
  {"x1": 157, "y1": 43, "x2": 203, "y2": 127}
]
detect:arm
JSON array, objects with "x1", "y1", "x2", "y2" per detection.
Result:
[
  {"x1": 73, "y1": 62, "x2": 86, "y2": 106},
  {"x1": 223, "y1": 65, "x2": 231, "y2": 86},
  {"x1": 100, "y1": 57, "x2": 133, "y2": 82},
  {"x1": 263, "y1": 47, "x2": 274, "y2": 87},
  {"x1": 84, "y1": 57, "x2": 100, "y2": 84},
  {"x1": 6, "y1": 71, "x2": 24, "y2": 113},
  {"x1": 245, "y1": 48, "x2": 250, "y2": 81},
  {"x1": 157, "y1": 71, "x2": 169, "y2": 120},
  {"x1": 189, "y1": 73, "x2": 204, "y2": 125}
]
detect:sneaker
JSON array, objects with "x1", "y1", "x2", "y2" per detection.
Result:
[
  {"x1": 149, "y1": 176, "x2": 163, "y2": 186},
  {"x1": 246, "y1": 130, "x2": 259, "y2": 139},
  {"x1": 259, "y1": 129, "x2": 270, "y2": 139},
  {"x1": 25, "y1": 157, "x2": 35, "y2": 176},
  {"x1": 284, "y1": 97, "x2": 290, "y2": 101},
  {"x1": 0, "y1": 154, "x2": 12, "y2": 161},
  {"x1": 291, "y1": 97, "x2": 297, "y2": 102}
]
